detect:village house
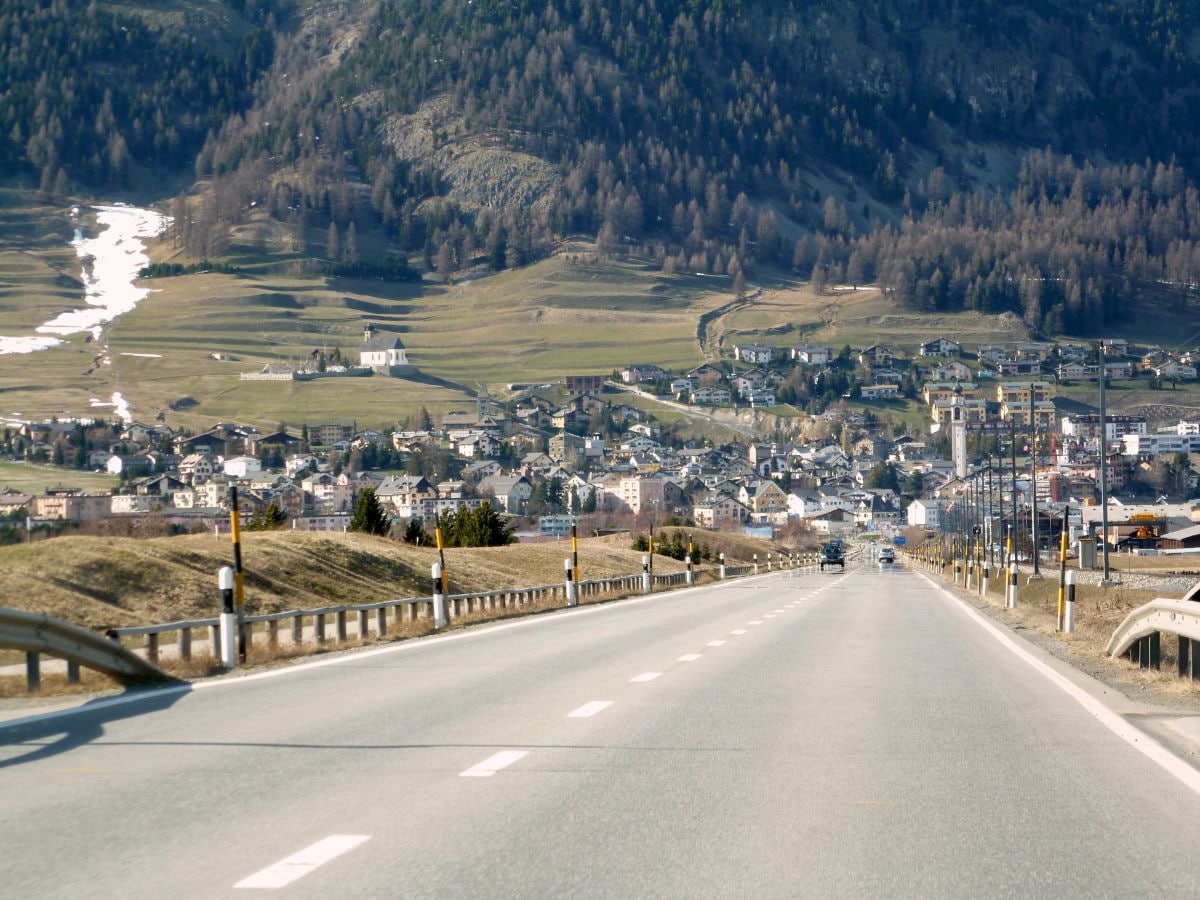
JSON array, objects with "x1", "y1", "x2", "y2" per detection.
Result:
[
  {"x1": 734, "y1": 343, "x2": 775, "y2": 365},
  {"x1": 692, "y1": 494, "x2": 750, "y2": 528},
  {"x1": 930, "y1": 360, "x2": 971, "y2": 381},
  {"x1": 621, "y1": 364, "x2": 670, "y2": 383},
  {"x1": 919, "y1": 337, "x2": 961, "y2": 358},
  {"x1": 860, "y1": 384, "x2": 899, "y2": 400},
  {"x1": 477, "y1": 474, "x2": 534, "y2": 513},
  {"x1": 791, "y1": 344, "x2": 833, "y2": 365}
]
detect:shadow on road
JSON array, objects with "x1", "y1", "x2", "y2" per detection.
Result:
[{"x1": 0, "y1": 684, "x2": 192, "y2": 769}]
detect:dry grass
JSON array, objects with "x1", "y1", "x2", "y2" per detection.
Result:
[
  {"x1": 951, "y1": 560, "x2": 1200, "y2": 697},
  {"x1": 0, "y1": 527, "x2": 793, "y2": 695}
]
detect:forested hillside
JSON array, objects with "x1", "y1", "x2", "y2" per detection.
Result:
[{"x1": 5, "y1": 0, "x2": 1200, "y2": 334}]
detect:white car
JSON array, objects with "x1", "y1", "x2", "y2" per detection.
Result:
[{"x1": 878, "y1": 547, "x2": 895, "y2": 564}]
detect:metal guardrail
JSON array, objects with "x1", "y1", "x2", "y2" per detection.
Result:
[
  {"x1": 1106, "y1": 592, "x2": 1200, "y2": 678},
  {"x1": 0, "y1": 607, "x2": 176, "y2": 690},
  {"x1": 6, "y1": 555, "x2": 821, "y2": 691}
]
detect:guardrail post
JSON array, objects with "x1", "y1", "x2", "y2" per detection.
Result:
[
  {"x1": 336, "y1": 610, "x2": 348, "y2": 643},
  {"x1": 292, "y1": 613, "x2": 303, "y2": 644},
  {"x1": 66, "y1": 660, "x2": 80, "y2": 684},
  {"x1": 565, "y1": 558, "x2": 578, "y2": 607},
  {"x1": 218, "y1": 565, "x2": 237, "y2": 668},
  {"x1": 314, "y1": 613, "x2": 326, "y2": 644},
  {"x1": 25, "y1": 651, "x2": 40, "y2": 692},
  {"x1": 1180, "y1": 637, "x2": 1200, "y2": 680},
  {"x1": 377, "y1": 606, "x2": 387, "y2": 636},
  {"x1": 146, "y1": 632, "x2": 159, "y2": 666},
  {"x1": 433, "y1": 563, "x2": 447, "y2": 629},
  {"x1": 179, "y1": 627, "x2": 192, "y2": 662},
  {"x1": 357, "y1": 609, "x2": 369, "y2": 639}
]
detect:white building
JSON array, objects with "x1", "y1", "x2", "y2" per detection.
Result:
[
  {"x1": 1122, "y1": 433, "x2": 1200, "y2": 456},
  {"x1": 222, "y1": 456, "x2": 263, "y2": 478}
]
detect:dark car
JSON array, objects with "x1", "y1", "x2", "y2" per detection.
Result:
[{"x1": 819, "y1": 543, "x2": 845, "y2": 571}]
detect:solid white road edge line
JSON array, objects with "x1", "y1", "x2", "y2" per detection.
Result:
[
  {"x1": 568, "y1": 701, "x2": 613, "y2": 718},
  {"x1": 921, "y1": 570, "x2": 1200, "y2": 797},
  {"x1": 460, "y1": 750, "x2": 528, "y2": 777},
  {"x1": 234, "y1": 834, "x2": 370, "y2": 889}
]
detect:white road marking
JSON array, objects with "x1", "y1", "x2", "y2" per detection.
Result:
[
  {"x1": 460, "y1": 750, "x2": 528, "y2": 777},
  {"x1": 924, "y1": 571, "x2": 1200, "y2": 798},
  {"x1": 749, "y1": 620, "x2": 764, "y2": 626},
  {"x1": 765, "y1": 614, "x2": 777, "y2": 619},
  {"x1": 677, "y1": 653, "x2": 702, "y2": 662},
  {"x1": 568, "y1": 701, "x2": 613, "y2": 718},
  {"x1": 630, "y1": 672, "x2": 662, "y2": 682},
  {"x1": 707, "y1": 640, "x2": 727, "y2": 647},
  {"x1": 234, "y1": 835, "x2": 371, "y2": 889},
  {"x1": 730, "y1": 629, "x2": 748, "y2": 635}
]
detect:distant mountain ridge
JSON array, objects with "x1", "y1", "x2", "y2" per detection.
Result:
[{"x1": 4, "y1": 0, "x2": 1200, "y2": 331}]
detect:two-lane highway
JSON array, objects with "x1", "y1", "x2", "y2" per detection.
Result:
[{"x1": 5, "y1": 561, "x2": 1200, "y2": 897}]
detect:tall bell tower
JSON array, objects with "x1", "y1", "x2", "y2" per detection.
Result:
[{"x1": 951, "y1": 380, "x2": 968, "y2": 479}]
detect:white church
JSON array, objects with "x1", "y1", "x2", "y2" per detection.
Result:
[{"x1": 359, "y1": 323, "x2": 415, "y2": 375}]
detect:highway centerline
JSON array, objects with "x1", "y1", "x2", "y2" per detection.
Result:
[{"x1": 234, "y1": 834, "x2": 370, "y2": 890}]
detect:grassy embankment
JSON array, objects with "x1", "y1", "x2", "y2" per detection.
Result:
[{"x1": 0, "y1": 527, "x2": 785, "y2": 694}]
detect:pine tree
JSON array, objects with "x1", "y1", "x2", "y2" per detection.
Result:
[{"x1": 350, "y1": 487, "x2": 391, "y2": 536}]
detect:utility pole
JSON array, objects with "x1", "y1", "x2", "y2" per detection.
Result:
[
  {"x1": 1099, "y1": 341, "x2": 1113, "y2": 585},
  {"x1": 1029, "y1": 387, "x2": 1041, "y2": 578}
]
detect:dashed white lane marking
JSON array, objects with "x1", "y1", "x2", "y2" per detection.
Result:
[
  {"x1": 707, "y1": 640, "x2": 727, "y2": 647},
  {"x1": 730, "y1": 629, "x2": 748, "y2": 635},
  {"x1": 749, "y1": 620, "x2": 764, "y2": 626},
  {"x1": 460, "y1": 750, "x2": 528, "y2": 777},
  {"x1": 630, "y1": 672, "x2": 662, "y2": 682},
  {"x1": 678, "y1": 653, "x2": 702, "y2": 662},
  {"x1": 765, "y1": 614, "x2": 777, "y2": 619},
  {"x1": 235, "y1": 835, "x2": 371, "y2": 889},
  {"x1": 568, "y1": 701, "x2": 613, "y2": 718}
]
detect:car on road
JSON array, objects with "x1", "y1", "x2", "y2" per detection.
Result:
[
  {"x1": 819, "y1": 542, "x2": 845, "y2": 571},
  {"x1": 878, "y1": 546, "x2": 895, "y2": 564}
]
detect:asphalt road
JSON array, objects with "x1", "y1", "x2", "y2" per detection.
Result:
[{"x1": 5, "y1": 560, "x2": 1200, "y2": 897}]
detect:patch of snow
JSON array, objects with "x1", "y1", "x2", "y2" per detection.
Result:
[{"x1": 0, "y1": 205, "x2": 168, "y2": 355}]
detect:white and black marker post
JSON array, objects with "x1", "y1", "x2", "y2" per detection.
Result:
[
  {"x1": 564, "y1": 557, "x2": 577, "y2": 606},
  {"x1": 218, "y1": 566, "x2": 237, "y2": 669},
  {"x1": 642, "y1": 554, "x2": 652, "y2": 593},
  {"x1": 719, "y1": 551, "x2": 726, "y2": 579},
  {"x1": 1008, "y1": 560, "x2": 1019, "y2": 609},
  {"x1": 432, "y1": 562, "x2": 447, "y2": 629},
  {"x1": 1064, "y1": 570, "x2": 1076, "y2": 633}
]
